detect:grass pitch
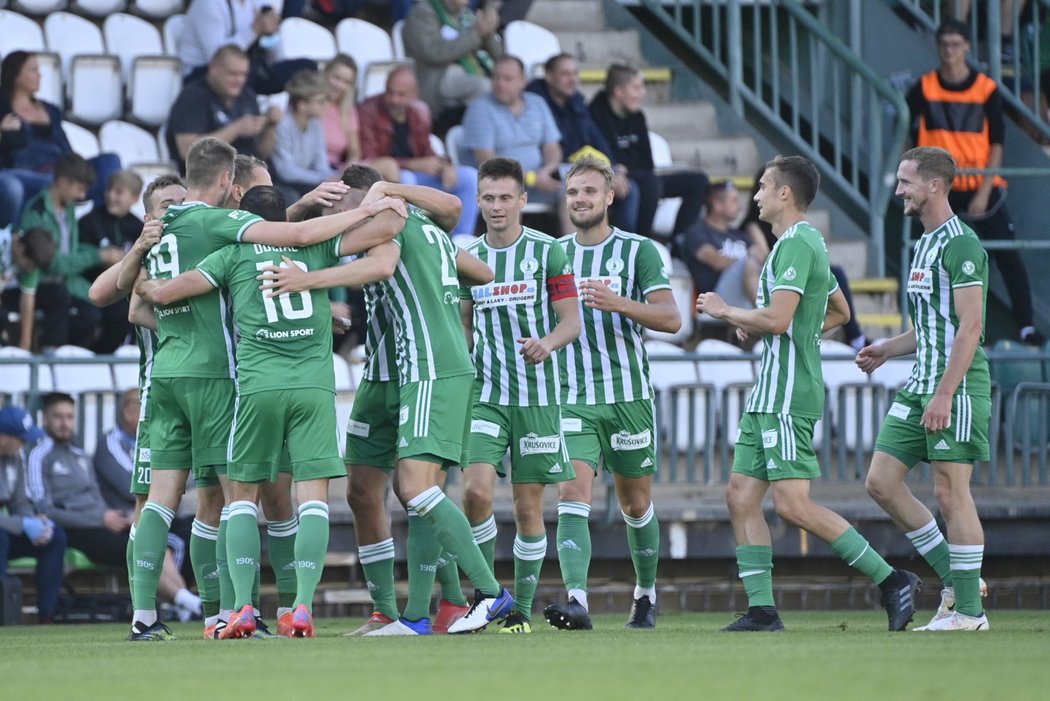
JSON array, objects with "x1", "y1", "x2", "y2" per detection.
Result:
[{"x1": 3, "y1": 611, "x2": 1049, "y2": 701}]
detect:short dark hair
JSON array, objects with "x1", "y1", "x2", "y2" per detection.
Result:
[
  {"x1": 705, "y1": 180, "x2": 736, "y2": 205},
  {"x1": 477, "y1": 157, "x2": 524, "y2": 191},
  {"x1": 240, "y1": 185, "x2": 287, "y2": 222},
  {"x1": 42, "y1": 392, "x2": 75, "y2": 413},
  {"x1": 20, "y1": 227, "x2": 56, "y2": 269},
  {"x1": 936, "y1": 18, "x2": 970, "y2": 43},
  {"x1": 211, "y1": 44, "x2": 249, "y2": 66},
  {"x1": 186, "y1": 137, "x2": 236, "y2": 189},
  {"x1": 605, "y1": 63, "x2": 641, "y2": 93},
  {"x1": 142, "y1": 173, "x2": 185, "y2": 213},
  {"x1": 233, "y1": 154, "x2": 269, "y2": 189},
  {"x1": 494, "y1": 54, "x2": 526, "y2": 76},
  {"x1": 544, "y1": 52, "x2": 575, "y2": 75},
  {"x1": 54, "y1": 153, "x2": 96, "y2": 188},
  {"x1": 341, "y1": 164, "x2": 382, "y2": 191},
  {"x1": 765, "y1": 155, "x2": 819, "y2": 209},
  {"x1": 901, "y1": 146, "x2": 956, "y2": 190}
]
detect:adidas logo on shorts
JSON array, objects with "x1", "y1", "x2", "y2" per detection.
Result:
[
  {"x1": 934, "y1": 439, "x2": 950, "y2": 451},
  {"x1": 766, "y1": 459, "x2": 778, "y2": 470},
  {"x1": 548, "y1": 464, "x2": 563, "y2": 474},
  {"x1": 641, "y1": 457, "x2": 653, "y2": 468},
  {"x1": 398, "y1": 437, "x2": 409, "y2": 448}
]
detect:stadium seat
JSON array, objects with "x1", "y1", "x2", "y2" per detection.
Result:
[
  {"x1": 103, "y1": 12, "x2": 165, "y2": 83},
  {"x1": 68, "y1": 54, "x2": 123, "y2": 125},
  {"x1": 156, "y1": 122, "x2": 170, "y2": 161},
  {"x1": 162, "y1": 13, "x2": 184, "y2": 56},
  {"x1": 111, "y1": 344, "x2": 141, "y2": 391},
  {"x1": 503, "y1": 20, "x2": 560, "y2": 77},
  {"x1": 61, "y1": 120, "x2": 100, "y2": 158},
  {"x1": 646, "y1": 339, "x2": 710, "y2": 457},
  {"x1": 279, "y1": 17, "x2": 337, "y2": 62},
  {"x1": 429, "y1": 133, "x2": 446, "y2": 158},
  {"x1": 391, "y1": 18, "x2": 406, "y2": 59},
  {"x1": 445, "y1": 125, "x2": 463, "y2": 166},
  {"x1": 695, "y1": 338, "x2": 753, "y2": 445},
  {"x1": 128, "y1": 163, "x2": 178, "y2": 220},
  {"x1": 43, "y1": 11, "x2": 105, "y2": 76},
  {"x1": 820, "y1": 339, "x2": 877, "y2": 452},
  {"x1": 334, "y1": 18, "x2": 401, "y2": 98},
  {"x1": 129, "y1": 55, "x2": 182, "y2": 126},
  {"x1": 49, "y1": 345, "x2": 117, "y2": 456},
  {"x1": 0, "y1": 11, "x2": 47, "y2": 57},
  {"x1": 0, "y1": 346, "x2": 54, "y2": 404},
  {"x1": 648, "y1": 130, "x2": 684, "y2": 240},
  {"x1": 133, "y1": 0, "x2": 185, "y2": 19},
  {"x1": 72, "y1": 0, "x2": 127, "y2": 15},
  {"x1": 12, "y1": 0, "x2": 67, "y2": 15},
  {"x1": 645, "y1": 240, "x2": 692, "y2": 345},
  {"x1": 99, "y1": 119, "x2": 159, "y2": 166},
  {"x1": 991, "y1": 339, "x2": 1043, "y2": 392},
  {"x1": 35, "y1": 51, "x2": 64, "y2": 107}
]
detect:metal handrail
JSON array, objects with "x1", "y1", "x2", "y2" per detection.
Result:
[{"x1": 637, "y1": 0, "x2": 910, "y2": 276}]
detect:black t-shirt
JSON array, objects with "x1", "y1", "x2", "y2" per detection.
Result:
[
  {"x1": 166, "y1": 81, "x2": 262, "y2": 172},
  {"x1": 682, "y1": 220, "x2": 752, "y2": 292},
  {"x1": 391, "y1": 121, "x2": 413, "y2": 160}
]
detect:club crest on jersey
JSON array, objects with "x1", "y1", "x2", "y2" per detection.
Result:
[
  {"x1": 519, "y1": 257, "x2": 539, "y2": 275},
  {"x1": 519, "y1": 432, "x2": 561, "y2": 455},
  {"x1": 907, "y1": 268, "x2": 932, "y2": 295},
  {"x1": 611, "y1": 429, "x2": 651, "y2": 451},
  {"x1": 783, "y1": 266, "x2": 797, "y2": 281},
  {"x1": 962, "y1": 260, "x2": 975, "y2": 275},
  {"x1": 471, "y1": 281, "x2": 538, "y2": 308},
  {"x1": 576, "y1": 276, "x2": 623, "y2": 295},
  {"x1": 606, "y1": 258, "x2": 625, "y2": 274},
  {"x1": 925, "y1": 249, "x2": 938, "y2": 267}
]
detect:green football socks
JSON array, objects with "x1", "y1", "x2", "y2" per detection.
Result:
[
  {"x1": 226, "y1": 501, "x2": 260, "y2": 609},
  {"x1": 404, "y1": 513, "x2": 441, "y2": 621},
  {"x1": 623, "y1": 503, "x2": 659, "y2": 590},
  {"x1": 556, "y1": 501, "x2": 592, "y2": 593},
  {"x1": 358, "y1": 538, "x2": 398, "y2": 620},
  {"x1": 292, "y1": 501, "x2": 330, "y2": 610},
  {"x1": 267, "y1": 517, "x2": 298, "y2": 609},
  {"x1": 512, "y1": 533, "x2": 546, "y2": 619},
  {"x1": 830, "y1": 526, "x2": 894, "y2": 584},
  {"x1": 906, "y1": 520, "x2": 953, "y2": 588},
  {"x1": 736, "y1": 544, "x2": 775, "y2": 608}
]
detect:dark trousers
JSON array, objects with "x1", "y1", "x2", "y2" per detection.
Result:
[
  {"x1": 0, "y1": 525, "x2": 67, "y2": 622},
  {"x1": 613, "y1": 169, "x2": 709, "y2": 240},
  {"x1": 65, "y1": 527, "x2": 128, "y2": 570},
  {"x1": 830, "y1": 264, "x2": 865, "y2": 344},
  {"x1": 1, "y1": 284, "x2": 73, "y2": 349},
  {"x1": 949, "y1": 187, "x2": 1034, "y2": 328}
]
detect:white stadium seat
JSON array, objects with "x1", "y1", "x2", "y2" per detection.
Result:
[
  {"x1": 50, "y1": 345, "x2": 118, "y2": 456},
  {"x1": 103, "y1": 12, "x2": 165, "y2": 83},
  {"x1": 112, "y1": 345, "x2": 141, "y2": 391},
  {"x1": 428, "y1": 133, "x2": 446, "y2": 158},
  {"x1": 12, "y1": 0, "x2": 67, "y2": 15},
  {"x1": 391, "y1": 19, "x2": 406, "y2": 59},
  {"x1": 334, "y1": 18, "x2": 401, "y2": 98},
  {"x1": 134, "y1": 0, "x2": 185, "y2": 19},
  {"x1": 62, "y1": 120, "x2": 100, "y2": 158},
  {"x1": 44, "y1": 11, "x2": 105, "y2": 76},
  {"x1": 645, "y1": 240, "x2": 692, "y2": 345},
  {"x1": 0, "y1": 10, "x2": 47, "y2": 56},
  {"x1": 68, "y1": 54, "x2": 123, "y2": 125},
  {"x1": 129, "y1": 55, "x2": 182, "y2": 126},
  {"x1": 649, "y1": 130, "x2": 683, "y2": 240},
  {"x1": 503, "y1": 20, "x2": 560, "y2": 77},
  {"x1": 162, "y1": 13, "x2": 184, "y2": 57},
  {"x1": 72, "y1": 0, "x2": 127, "y2": 16},
  {"x1": 445, "y1": 125, "x2": 463, "y2": 166},
  {"x1": 35, "y1": 52, "x2": 64, "y2": 107},
  {"x1": 646, "y1": 340, "x2": 708, "y2": 453},
  {"x1": 100, "y1": 119, "x2": 159, "y2": 166},
  {"x1": 695, "y1": 338, "x2": 754, "y2": 445},
  {"x1": 0, "y1": 346, "x2": 54, "y2": 404},
  {"x1": 279, "y1": 17, "x2": 337, "y2": 62},
  {"x1": 820, "y1": 339, "x2": 878, "y2": 451}
]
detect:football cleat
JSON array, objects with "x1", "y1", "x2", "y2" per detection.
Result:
[
  {"x1": 626, "y1": 595, "x2": 656, "y2": 629},
  {"x1": 220, "y1": 604, "x2": 257, "y2": 639},
  {"x1": 543, "y1": 597, "x2": 593, "y2": 631},
  {"x1": 127, "y1": 620, "x2": 176, "y2": 641},
  {"x1": 203, "y1": 620, "x2": 227, "y2": 640},
  {"x1": 343, "y1": 611, "x2": 396, "y2": 637},
  {"x1": 447, "y1": 587, "x2": 514, "y2": 634},
  {"x1": 721, "y1": 607, "x2": 785, "y2": 632},
  {"x1": 432, "y1": 600, "x2": 470, "y2": 635},
  {"x1": 277, "y1": 611, "x2": 295, "y2": 638},
  {"x1": 498, "y1": 612, "x2": 532, "y2": 634},
  {"x1": 251, "y1": 616, "x2": 277, "y2": 639},
  {"x1": 919, "y1": 578, "x2": 988, "y2": 629},
  {"x1": 290, "y1": 604, "x2": 315, "y2": 638},
  {"x1": 882, "y1": 569, "x2": 922, "y2": 632},
  {"x1": 363, "y1": 617, "x2": 432, "y2": 636},
  {"x1": 916, "y1": 610, "x2": 990, "y2": 631}
]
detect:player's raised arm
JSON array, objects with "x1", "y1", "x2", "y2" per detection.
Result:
[
  {"x1": 242, "y1": 196, "x2": 407, "y2": 248},
  {"x1": 135, "y1": 270, "x2": 215, "y2": 306},
  {"x1": 89, "y1": 220, "x2": 163, "y2": 307},
  {"x1": 258, "y1": 243, "x2": 401, "y2": 297},
  {"x1": 127, "y1": 291, "x2": 157, "y2": 331},
  {"x1": 455, "y1": 247, "x2": 494, "y2": 285},
  {"x1": 363, "y1": 180, "x2": 463, "y2": 234}
]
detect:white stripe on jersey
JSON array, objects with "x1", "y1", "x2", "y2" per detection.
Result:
[
  {"x1": 389, "y1": 261, "x2": 436, "y2": 383},
  {"x1": 218, "y1": 289, "x2": 237, "y2": 379}
]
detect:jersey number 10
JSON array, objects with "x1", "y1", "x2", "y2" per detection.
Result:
[{"x1": 255, "y1": 260, "x2": 312, "y2": 323}]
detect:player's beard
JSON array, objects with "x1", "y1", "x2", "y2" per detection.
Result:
[{"x1": 569, "y1": 205, "x2": 607, "y2": 231}]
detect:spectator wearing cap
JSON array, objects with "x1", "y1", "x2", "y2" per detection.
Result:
[{"x1": 0, "y1": 405, "x2": 65, "y2": 623}]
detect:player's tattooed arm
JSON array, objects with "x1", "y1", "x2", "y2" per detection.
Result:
[
  {"x1": 455, "y1": 248, "x2": 494, "y2": 285},
  {"x1": 135, "y1": 270, "x2": 214, "y2": 306}
]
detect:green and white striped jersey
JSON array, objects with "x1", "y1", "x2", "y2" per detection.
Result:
[
  {"x1": 745, "y1": 222, "x2": 837, "y2": 418},
  {"x1": 134, "y1": 325, "x2": 156, "y2": 397},
  {"x1": 146, "y1": 202, "x2": 262, "y2": 380},
  {"x1": 383, "y1": 209, "x2": 474, "y2": 383},
  {"x1": 360, "y1": 281, "x2": 397, "y2": 383},
  {"x1": 904, "y1": 215, "x2": 989, "y2": 396},
  {"x1": 462, "y1": 227, "x2": 573, "y2": 406},
  {"x1": 559, "y1": 228, "x2": 671, "y2": 405}
]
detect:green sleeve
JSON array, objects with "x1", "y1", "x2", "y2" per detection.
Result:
[
  {"x1": 207, "y1": 209, "x2": 264, "y2": 246},
  {"x1": 636, "y1": 240, "x2": 671, "y2": 297},
  {"x1": 942, "y1": 236, "x2": 987, "y2": 289},
  {"x1": 827, "y1": 268, "x2": 840, "y2": 297},
  {"x1": 769, "y1": 237, "x2": 813, "y2": 295},
  {"x1": 545, "y1": 240, "x2": 573, "y2": 279},
  {"x1": 18, "y1": 268, "x2": 39, "y2": 293},
  {"x1": 196, "y1": 245, "x2": 236, "y2": 288},
  {"x1": 47, "y1": 245, "x2": 102, "y2": 277}
]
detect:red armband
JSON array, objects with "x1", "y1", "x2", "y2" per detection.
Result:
[{"x1": 547, "y1": 273, "x2": 578, "y2": 301}]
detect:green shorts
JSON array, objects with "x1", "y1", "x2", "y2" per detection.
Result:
[
  {"x1": 561, "y1": 399, "x2": 658, "y2": 478},
  {"x1": 874, "y1": 389, "x2": 991, "y2": 466},
  {"x1": 228, "y1": 388, "x2": 344, "y2": 483},
  {"x1": 399, "y1": 374, "x2": 474, "y2": 468},
  {"x1": 733, "y1": 412, "x2": 820, "y2": 481},
  {"x1": 344, "y1": 378, "x2": 400, "y2": 473},
  {"x1": 149, "y1": 377, "x2": 234, "y2": 484},
  {"x1": 131, "y1": 384, "x2": 152, "y2": 496},
  {"x1": 466, "y1": 401, "x2": 574, "y2": 484}
]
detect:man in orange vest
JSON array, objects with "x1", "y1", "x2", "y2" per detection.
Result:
[{"x1": 906, "y1": 18, "x2": 1044, "y2": 346}]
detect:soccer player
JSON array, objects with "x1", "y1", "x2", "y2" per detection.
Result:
[
  {"x1": 458, "y1": 157, "x2": 580, "y2": 634},
  {"x1": 137, "y1": 183, "x2": 405, "y2": 638},
  {"x1": 258, "y1": 165, "x2": 515, "y2": 634},
  {"x1": 543, "y1": 155, "x2": 681, "y2": 631},
  {"x1": 859, "y1": 147, "x2": 991, "y2": 631},
  {"x1": 125, "y1": 136, "x2": 408, "y2": 641},
  {"x1": 697, "y1": 155, "x2": 920, "y2": 632}
]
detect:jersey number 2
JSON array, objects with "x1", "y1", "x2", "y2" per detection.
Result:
[{"x1": 421, "y1": 224, "x2": 458, "y2": 287}]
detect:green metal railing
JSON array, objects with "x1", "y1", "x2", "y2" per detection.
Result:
[{"x1": 637, "y1": 0, "x2": 909, "y2": 275}]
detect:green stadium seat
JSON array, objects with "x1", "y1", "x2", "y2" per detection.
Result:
[{"x1": 990, "y1": 340, "x2": 1043, "y2": 394}]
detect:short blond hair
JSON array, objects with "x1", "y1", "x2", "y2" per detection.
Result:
[{"x1": 566, "y1": 155, "x2": 614, "y2": 190}]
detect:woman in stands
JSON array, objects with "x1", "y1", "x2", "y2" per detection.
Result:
[
  {"x1": 0, "y1": 51, "x2": 121, "y2": 226},
  {"x1": 320, "y1": 54, "x2": 399, "y2": 182}
]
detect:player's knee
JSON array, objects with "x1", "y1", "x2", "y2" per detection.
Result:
[
  {"x1": 463, "y1": 480, "x2": 493, "y2": 514},
  {"x1": 864, "y1": 471, "x2": 891, "y2": 503},
  {"x1": 346, "y1": 479, "x2": 379, "y2": 514},
  {"x1": 772, "y1": 497, "x2": 808, "y2": 528}
]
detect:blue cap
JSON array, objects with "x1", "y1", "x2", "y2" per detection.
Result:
[{"x1": 0, "y1": 406, "x2": 43, "y2": 443}]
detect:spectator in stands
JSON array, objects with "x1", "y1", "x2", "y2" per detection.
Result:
[
  {"x1": 79, "y1": 171, "x2": 145, "y2": 255},
  {"x1": 25, "y1": 393, "x2": 199, "y2": 619},
  {"x1": 305, "y1": 0, "x2": 414, "y2": 24},
  {"x1": 273, "y1": 70, "x2": 338, "y2": 201},
  {"x1": 320, "y1": 55, "x2": 400, "y2": 182},
  {"x1": 179, "y1": 0, "x2": 316, "y2": 95},
  {"x1": 358, "y1": 66, "x2": 480, "y2": 236},
  {"x1": 526, "y1": 52, "x2": 636, "y2": 218},
  {"x1": 20, "y1": 154, "x2": 129, "y2": 353},
  {"x1": 403, "y1": 0, "x2": 504, "y2": 134},
  {"x1": 589, "y1": 63, "x2": 708, "y2": 241},
  {"x1": 166, "y1": 45, "x2": 281, "y2": 174},
  {"x1": 0, "y1": 51, "x2": 121, "y2": 226},
  {"x1": 906, "y1": 19, "x2": 1044, "y2": 346},
  {"x1": 682, "y1": 181, "x2": 767, "y2": 310},
  {"x1": 742, "y1": 171, "x2": 868, "y2": 350},
  {"x1": 460, "y1": 55, "x2": 571, "y2": 233},
  {"x1": 93, "y1": 388, "x2": 200, "y2": 621},
  {"x1": 0, "y1": 405, "x2": 64, "y2": 623},
  {"x1": 0, "y1": 226, "x2": 60, "y2": 351}
]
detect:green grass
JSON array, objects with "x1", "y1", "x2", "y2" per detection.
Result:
[{"x1": 3, "y1": 611, "x2": 1049, "y2": 700}]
